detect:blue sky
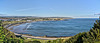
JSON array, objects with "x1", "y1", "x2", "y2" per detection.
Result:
[{"x1": 0, "y1": 0, "x2": 100, "y2": 18}]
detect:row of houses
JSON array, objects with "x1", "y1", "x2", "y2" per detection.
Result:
[
  {"x1": 0, "y1": 19, "x2": 22, "y2": 21},
  {"x1": 0, "y1": 18, "x2": 32, "y2": 22}
]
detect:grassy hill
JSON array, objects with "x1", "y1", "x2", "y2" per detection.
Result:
[{"x1": 0, "y1": 21, "x2": 24, "y2": 43}]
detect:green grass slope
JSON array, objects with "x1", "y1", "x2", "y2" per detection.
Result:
[{"x1": 0, "y1": 24, "x2": 24, "y2": 43}]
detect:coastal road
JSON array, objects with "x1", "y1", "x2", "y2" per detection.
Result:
[{"x1": 14, "y1": 33, "x2": 71, "y2": 40}]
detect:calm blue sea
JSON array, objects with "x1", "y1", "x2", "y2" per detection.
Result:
[{"x1": 11, "y1": 18, "x2": 98, "y2": 37}]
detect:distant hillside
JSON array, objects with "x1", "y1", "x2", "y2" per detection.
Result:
[
  {"x1": 0, "y1": 16, "x2": 38, "y2": 18},
  {"x1": 0, "y1": 16, "x2": 73, "y2": 19}
]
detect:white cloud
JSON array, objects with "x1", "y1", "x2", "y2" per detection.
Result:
[
  {"x1": 73, "y1": 15, "x2": 99, "y2": 18},
  {"x1": 94, "y1": 13, "x2": 100, "y2": 15},
  {"x1": 15, "y1": 8, "x2": 35, "y2": 11},
  {"x1": 49, "y1": 8, "x2": 55, "y2": 11},
  {"x1": 0, "y1": 13, "x2": 7, "y2": 16}
]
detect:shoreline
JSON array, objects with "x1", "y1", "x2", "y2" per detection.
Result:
[
  {"x1": 14, "y1": 33, "x2": 71, "y2": 40},
  {"x1": 6, "y1": 20, "x2": 72, "y2": 40}
]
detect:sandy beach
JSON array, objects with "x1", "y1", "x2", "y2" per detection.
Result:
[{"x1": 14, "y1": 33, "x2": 71, "y2": 40}]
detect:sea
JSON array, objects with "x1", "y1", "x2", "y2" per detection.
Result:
[{"x1": 10, "y1": 18, "x2": 98, "y2": 37}]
